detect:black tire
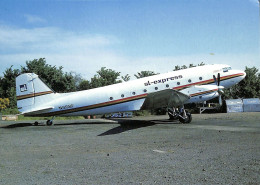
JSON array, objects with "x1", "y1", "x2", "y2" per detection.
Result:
[
  {"x1": 179, "y1": 112, "x2": 192, "y2": 124},
  {"x1": 34, "y1": 121, "x2": 39, "y2": 126},
  {"x1": 46, "y1": 120, "x2": 53, "y2": 126}
]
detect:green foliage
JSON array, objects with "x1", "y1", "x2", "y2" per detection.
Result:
[
  {"x1": 0, "y1": 66, "x2": 20, "y2": 108},
  {"x1": 173, "y1": 62, "x2": 205, "y2": 71},
  {"x1": 0, "y1": 98, "x2": 10, "y2": 111},
  {"x1": 90, "y1": 67, "x2": 122, "y2": 89},
  {"x1": 198, "y1": 62, "x2": 205, "y2": 66},
  {"x1": 223, "y1": 66, "x2": 260, "y2": 99},
  {"x1": 1, "y1": 108, "x2": 19, "y2": 115},
  {"x1": 21, "y1": 58, "x2": 77, "y2": 93},
  {"x1": 71, "y1": 72, "x2": 84, "y2": 87},
  {"x1": 121, "y1": 74, "x2": 131, "y2": 82},
  {"x1": 134, "y1": 71, "x2": 157, "y2": 79},
  {"x1": 78, "y1": 80, "x2": 91, "y2": 90}
]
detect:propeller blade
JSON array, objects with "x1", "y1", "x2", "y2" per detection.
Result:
[
  {"x1": 219, "y1": 94, "x2": 222, "y2": 106},
  {"x1": 213, "y1": 75, "x2": 217, "y2": 85},
  {"x1": 217, "y1": 73, "x2": 220, "y2": 86}
]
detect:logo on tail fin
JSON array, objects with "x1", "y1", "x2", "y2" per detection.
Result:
[{"x1": 20, "y1": 84, "x2": 27, "y2": 92}]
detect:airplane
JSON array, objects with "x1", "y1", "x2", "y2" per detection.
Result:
[{"x1": 16, "y1": 64, "x2": 246, "y2": 126}]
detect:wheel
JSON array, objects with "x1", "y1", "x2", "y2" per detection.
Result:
[
  {"x1": 179, "y1": 112, "x2": 192, "y2": 124},
  {"x1": 46, "y1": 120, "x2": 53, "y2": 126},
  {"x1": 34, "y1": 121, "x2": 39, "y2": 126}
]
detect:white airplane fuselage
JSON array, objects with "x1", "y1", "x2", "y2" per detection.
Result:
[{"x1": 16, "y1": 64, "x2": 246, "y2": 117}]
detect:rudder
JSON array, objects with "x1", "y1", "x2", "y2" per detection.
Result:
[{"x1": 16, "y1": 73, "x2": 54, "y2": 113}]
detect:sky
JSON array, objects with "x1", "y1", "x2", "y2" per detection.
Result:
[{"x1": 0, "y1": 0, "x2": 259, "y2": 79}]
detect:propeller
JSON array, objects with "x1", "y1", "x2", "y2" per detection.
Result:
[{"x1": 213, "y1": 73, "x2": 224, "y2": 106}]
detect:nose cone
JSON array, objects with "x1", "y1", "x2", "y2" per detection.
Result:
[
  {"x1": 242, "y1": 71, "x2": 246, "y2": 79},
  {"x1": 238, "y1": 70, "x2": 246, "y2": 82},
  {"x1": 237, "y1": 70, "x2": 246, "y2": 83}
]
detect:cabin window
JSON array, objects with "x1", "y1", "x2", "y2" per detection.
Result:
[
  {"x1": 166, "y1": 84, "x2": 169, "y2": 88},
  {"x1": 188, "y1": 79, "x2": 192, "y2": 83},
  {"x1": 121, "y1": 94, "x2": 124, "y2": 98},
  {"x1": 132, "y1": 92, "x2": 136, "y2": 95},
  {"x1": 199, "y1": 77, "x2": 202, "y2": 80},
  {"x1": 143, "y1": 89, "x2": 147, "y2": 93},
  {"x1": 110, "y1": 97, "x2": 113, "y2": 100},
  {"x1": 155, "y1": 87, "x2": 158, "y2": 90},
  {"x1": 199, "y1": 96, "x2": 202, "y2": 99},
  {"x1": 177, "y1": 82, "x2": 180, "y2": 85}
]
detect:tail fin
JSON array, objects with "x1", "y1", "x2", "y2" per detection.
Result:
[{"x1": 16, "y1": 73, "x2": 55, "y2": 113}]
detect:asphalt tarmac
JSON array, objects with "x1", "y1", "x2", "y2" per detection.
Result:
[{"x1": 0, "y1": 112, "x2": 259, "y2": 185}]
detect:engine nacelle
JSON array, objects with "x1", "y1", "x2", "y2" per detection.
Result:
[{"x1": 180, "y1": 85, "x2": 220, "y2": 103}]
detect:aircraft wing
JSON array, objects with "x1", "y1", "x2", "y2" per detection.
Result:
[
  {"x1": 141, "y1": 89, "x2": 190, "y2": 110},
  {"x1": 20, "y1": 106, "x2": 54, "y2": 116}
]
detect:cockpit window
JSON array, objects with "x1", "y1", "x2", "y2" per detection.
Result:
[{"x1": 222, "y1": 67, "x2": 232, "y2": 72}]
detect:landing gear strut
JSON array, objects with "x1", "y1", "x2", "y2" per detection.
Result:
[
  {"x1": 168, "y1": 108, "x2": 179, "y2": 120},
  {"x1": 168, "y1": 107, "x2": 192, "y2": 123}
]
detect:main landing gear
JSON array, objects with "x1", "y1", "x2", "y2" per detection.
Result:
[{"x1": 168, "y1": 107, "x2": 192, "y2": 124}]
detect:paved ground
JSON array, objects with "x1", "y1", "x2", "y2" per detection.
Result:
[{"x1": 0, "y1": 112, "x2": 259, "y2": 185}]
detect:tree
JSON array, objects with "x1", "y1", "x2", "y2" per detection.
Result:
[
  {"x1": 198, "y1": 62, "x2": 205, "y2": 66},
  {"x1": 189, "y1": 64, "x2": 196, "y2": 68},
  {"x1": 0, "y1": 98, "x2": 10, "y2": 112},
  {"x1": 21, "y1": 58, "x2": 77, "y2": 92},
  {"x1": 121, "y1": 74, "x2": 131, "y2": 82},
  {"x1": 0, "y1": 66, "x2": 20, "y2": 108},
  {"x1": 90, "y1": 67, "x2": 122, "y2": 89},
  {"x1": 78, "y1": 80, "x2": 91, "y2": 91},
  {"x1": 71, "y1": 71, "x2": 84, "y2": 88},
  {"x1": 173, "y1": 63, "x2": 205, "y2": 71},
  {"x1": 134, "y1": 71, "x2": 157, "y2": 79},
  {"x1": 173, "y1": 65, "x2": 181, "y2": 71}
]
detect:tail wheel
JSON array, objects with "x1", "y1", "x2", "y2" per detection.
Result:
[
  {"x1": 46, "y1": 120, "x2": 53, "y2": 126},
  {"x1": 179, "y1": 112, "x2": 192, "y2": 124}
]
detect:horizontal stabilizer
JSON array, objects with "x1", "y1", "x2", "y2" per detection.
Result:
[
  {"x1": 20, "y1": 106, "x2": 54, "y2": 116},
  {"x1": 141, "y1": 89, "x2": 190, "y2": 110}
]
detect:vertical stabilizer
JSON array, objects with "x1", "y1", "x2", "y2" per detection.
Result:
[{"x1": 16, "y1": 73, "x2": 54, "y2": 113}]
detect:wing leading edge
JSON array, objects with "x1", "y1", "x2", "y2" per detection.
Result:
[{"x1": 140, "y1": 89, "x2": 190, "y2": 110}]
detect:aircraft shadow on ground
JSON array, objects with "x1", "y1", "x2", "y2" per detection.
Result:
[
  {"x1": 1, "y1": 118, "x2": 180, "y2": 134},
  {"x1": 2, "y1": 123, "x2": 34, "y2": 128},
  {"x1": 1, "y1": 120, "x2": 112, "y2": 129},
  {"x1": 98, "y1": 118, "x2": 179, "y2": 136}
]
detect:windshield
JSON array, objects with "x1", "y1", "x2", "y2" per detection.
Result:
[{"x1": 222, "y1": 66, "x2": 232, "y2": 72}]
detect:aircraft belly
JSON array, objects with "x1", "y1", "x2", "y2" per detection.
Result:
[{"x1": 61, "y1": 98, "x2": 146, "y2": 116}]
